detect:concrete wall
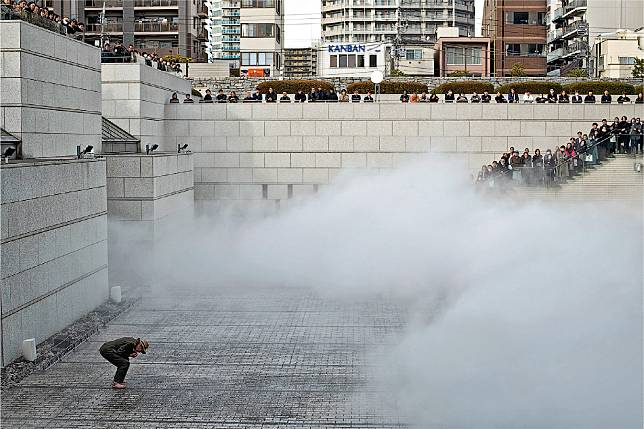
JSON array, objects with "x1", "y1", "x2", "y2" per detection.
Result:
[
  {"x1": 101, "y1": 63, "x2": 192, "y2": 153},
  {"x1": 163, "y1": 103, "x2": 643, "y2": 201},
  {"x1": 105, "y1": 153, "x2": 194, "y2": 221},
  {"x1": 0, "y1": 159, "x2": 108, "y2": 366},
  {"x1": 0, "y1": 20, "x2": 102, "y2": 158}
]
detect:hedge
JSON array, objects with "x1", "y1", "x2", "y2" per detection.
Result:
[
  {"x1": 346, "y1": 80, "x2": 428, "y2": 94},
  {"x1": 635, "y1": 85, "x2": 643, "y2": 95},
  {"x1": 496, "y1": 81, "x2": 562, "y2": 95},
  {"x1": 562, "y1": 81, "x2": 636, "y2": 95},
  {"x1": 431, "y1": 81, "x2": 495, "y2": 94},
  {"x1": 255, "y1": 80, "x2": 334, "y2": 94}
]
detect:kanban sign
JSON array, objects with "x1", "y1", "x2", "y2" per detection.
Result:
[{"x1": 327, "y1": 44, "x2": 366, "y2": 53}]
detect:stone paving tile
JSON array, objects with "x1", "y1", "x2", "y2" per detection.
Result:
[{"x1": 1, "y1": 287, "x2": 408, "y2": 428}]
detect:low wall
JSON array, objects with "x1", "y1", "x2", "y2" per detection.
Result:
[
  {"x1": 102, "y1": 63, "x2": 192, "y2": 153},
  {"x1": 0, "y1": 158, "x2": 108, "y2": 366},
  {"x1": 164, "y1": 103, "x2": 641, "y2": 201},
  {"x1": 0, "y1": 20, "x2": 102, "y2": 158}
]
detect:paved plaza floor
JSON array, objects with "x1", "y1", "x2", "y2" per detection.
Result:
[{"x1": 1, "y1": 286, "x2": 408, "y2": 428}]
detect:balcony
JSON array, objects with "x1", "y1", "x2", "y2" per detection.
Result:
[
  {"x1": 552, "y1": 7, "x2": 563, "y2": 22},
  {"x1": 222, "y1": 36, "x2": 240, "y2": 42},
  {"x1": 197, "y1": 4, "x2": 208, "y2": 18},
  {"x1": 222, "y1": 28, "x2": 241, "y2": 34},
  {"x1": 223, "y1": 10, "x2": 240, "y2": 17},
  {"x1": 322, "y1": 15, "x2": 345, "y2": 24},
  {"x1": 134, "y1": 22, "x2": 179, "y2": 33},
  {"x1": 222, "y1": 20, "x2": 240, "y2": 25},
  {"x1": 196, "y1": 29, "x2": 208, "y2": 41},
  {"x1": 133, "y1": 0, "x2": 178, "y2": 7},
  {"x1": 85, "y1": 0, "x2": 123, "y2": 8},
  {"x1": 85, "y1": 22, "x2": 123, "y2": 33},
  {"x1": 547, "y1": 28, "x2": 563, "y2": 43},
  {"x1": 562, "y1": 41, "x2": 586, "y2": 58},
  {"x1": 561, "y1": 20, "x2": 587, "y2": 40},
  {"x1": 222, "y1": 1, "x2": 240, "y2": 7},
  {"x1": 547, "y1": 47, "x2": 563, "y2": 63},
  {"x1": 562, "y1": 0, "x2": 587, "y2": 19}
]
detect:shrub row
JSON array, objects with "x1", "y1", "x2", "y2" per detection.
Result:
[
  {"x1": 256, "y1": 80, "x2": 334, "y2": 94},
  {"x1": 253, "y1": 80, "x2": 642, "y2": 95},
  {"x1": 636, "y1": 85, "x2": 644, "y2": 95},
  {"x1": 496, "y1": 82, "x2": 563, "y2": 95},
  {"x1": 346, "y1": 80, "x2": 428, "y2": 94}
]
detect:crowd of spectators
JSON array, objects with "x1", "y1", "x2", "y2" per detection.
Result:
[
  {"x1": 181, "y1": 86, "x2": 644, "y2": 105},
  {"x1": 101, "y1": 41, "x2": 184, "y2": 75},
  {"x1": 1, "y1": 0, "x2": 84, "y2": 38},
  {"x1": 401, "y1": 88, "x2": 644, "y2": 104},
  {"x1": 476, "y1": 116, "x2": 643, "y2": 188}
]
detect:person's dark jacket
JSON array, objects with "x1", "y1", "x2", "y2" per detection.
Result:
[
  {"x1": 495, "y1": 94, "x2": 507, "y2": 103},
  {"x1": 617, "y1": 95, "x2": 630, "y2": 103},
  {"x1": 584, "y1": 94, "x2": 596, "y2": 103},
  {"x1": 544, "y1": 153, "x2": 556, "y2": 168},
  {"x1": 600, "y1": 94, "x2": 612, "y2": 103},
  {"x1": 228, "y1": 95, "x2": 239, "y2": 103},
  {"x1": 243, "y1": 95, "x2": 255, "y2": 102},
  {"x1": 351, "y1": 94, "x2": 361, "y2": 102},
  {"x1": 429, "y1": 94, "x2": 439, "y2": 103},
  {"x1": 618, "y1": 120, "x2": 630, "y2": 135},
  {"x1": 400, "y1": 93, "x2": 410, "y2": 102},
  {"x1": 308, "y1": 91, "x2": 317, "y2": 102},
  {"x1": 510, "y1": 155, "x2": 523, "y2": 169},
  {"x1": 280, "y1": 95, "x2": 290, "y2": 102},
  {"x1": 481, "y1": 93, "x2": 491, "y2": 103},
  {"x1": 327, "y1": 91, "x2": 338, "y2": 101},
  {"x1": 470, "y1": 94, "x2": 481, "y2": 103},
  {"x1": 571, "y1": 94, "x2": 582, "y2": 103},
  {"x1": 636, "y1": 95, "x2": 644, "y2": 104},
  {"x1": 252, "y1": 92, "x2": 263, "y2": 102},
  {"x1": 558, "y1": 94, "x2": 570, "y2": 103},
  {"x1": 532, "y1": 154, "x2": 543, "y2": 167},
  {"x1": 508, "y1": 92, "x2": 519, "y2": 103},
  {"x1": 444, "y1": 93, "x2": 454, "y2": 102},
  {"x1": 100, "y1": 337, "x2": 138, "y2": 358},
  {"x1": 363, "y1": 95, "x2": 374, "y2": 102},
  {"x1": 295, "y1": 92, "x2": 306, "y2": 103},
  {"x1": 547, "y1": 93, "x2": 557, "y2": 103},
  {"x1": 265, "y1": 91, "x2": 277, "y2": 102},
  {"x1": 203, "y1": 94, "x2": 213, "y2": 102},
  {"x1": 216, "y1": 93, "x2": 227, "y2": 103}
]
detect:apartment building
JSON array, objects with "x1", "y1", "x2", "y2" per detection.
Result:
[
  {"x1": 49, "y1": 0, "x2": 208, "y2": 60},
  {"x1": 206, "y1": 0, "x2": 241, "y2": 66},
  {"x1": 546, "y1": 0, "x2": 644, "y2": 76},
  {"x1": 205, "y1": 0, "x2": 283, "y2": 76},
  {"x1": 482, "y1": 0, "x2": 548, "y2": 76},
  {"x1": 283, "y1": 47, "x2": 318, "y2": 77},
  {"x1": 321, "y1": 0, "x2": 475, "y2": 45}
]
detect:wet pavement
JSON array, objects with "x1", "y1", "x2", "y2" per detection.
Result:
[{"x1": 1, "y1": 286, "x2": 408, "y2": 428}]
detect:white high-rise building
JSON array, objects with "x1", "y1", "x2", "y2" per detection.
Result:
[
  {"x1": 206, "y1": 0, "x2": 284, "y2": 76},
  {"x1": 321, "y1": 0, "x2": 475, "y2": 45}
]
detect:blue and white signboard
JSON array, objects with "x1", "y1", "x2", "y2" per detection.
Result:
[{"x1": 319, "y1": 42, "x2": 388, "y2": 78}]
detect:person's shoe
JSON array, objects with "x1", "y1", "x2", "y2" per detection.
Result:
[{"x1": 112, "y1": 382, "x2": 126, "y2": 389}]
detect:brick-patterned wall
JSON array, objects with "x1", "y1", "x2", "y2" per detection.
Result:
[{"x1": 164, "y1": 103, "x2": 641, "y2": 201}]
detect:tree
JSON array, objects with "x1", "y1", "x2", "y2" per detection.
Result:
[
  {"x1": 565, "y1": 68, "x2": 588, "y2": 78},
  {"x1": 510, "y1": 62, "x2": 526, "y2": 77},
  {"x1": 632, "y1": 58, "x2": 644, "y2": 78},
  {"x1": 448, "y1": 70, "x2": 473, "y2": 77},
  {"x1": 389, "y1": 68, "x2": 407, "y2": 77}
]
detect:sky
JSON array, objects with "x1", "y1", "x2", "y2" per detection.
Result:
[{"x1": 284, "y1": 0, "x2": 485, "y2": 48}]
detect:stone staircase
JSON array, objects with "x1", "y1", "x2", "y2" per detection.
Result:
[{"x1": 518, "y1": 154, "x2": 644, "y2": 202}]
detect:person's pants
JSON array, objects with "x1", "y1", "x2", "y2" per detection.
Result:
[{"x1": 100, "y1": 350, "x2": 130, "y2": 383}]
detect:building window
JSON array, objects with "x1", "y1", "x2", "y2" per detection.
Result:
[
  {"x1": 527, "y1": 44, "x2": 545, "y2": 56},
  {"x1": 357, "y1": 55, "x2": 364, "y2": 67},
  {"x1": 619, "y1": 57, "x2": 636, "y2": 65},
  {"x1": 369, "y1": 54, "x2": 377, "y2": 67},
  {"x1": 406, "y1": 49, "x2": 422, "y2": 60},
  {"x1": 446, "y1": 47, "x2": 464, "y2": 64},
  {"x1": 242, "y1": 52, "x2": 274, "y2": 66},
  {"x1": 241, "y1": 0, "x2": 275, "y2": 6},
  {"x1": 512, "y1": 12, "x2": 529, "y2": 24},
  {"x1": 330, "y1": 54, "x2": 368, "y2": 68},
  {"x1": 506, "y1": 44, "x2": 521, "y2": 56},
  {"x1": 330, "y1": 55, "x2": 338, "y2": 68},
  {"x1": 469, "y1": 47, "x2": 482, "y2": 65},
  {"x1": 241, "y1": 23, "x2": 274, "y2": 38}
]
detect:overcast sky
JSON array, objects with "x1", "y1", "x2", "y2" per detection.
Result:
[{"x1": 284, "y1": 0, "x2": 485, "y2": 48}]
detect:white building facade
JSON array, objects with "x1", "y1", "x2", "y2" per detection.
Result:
[
  {"x1": 318, "y1": 42, "x2": 388, "y2": 78},
  {"x1": 594, "y1": 29, "x2": 644, "y2": 79}
]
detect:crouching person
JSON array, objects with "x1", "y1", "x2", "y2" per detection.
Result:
[{"x1": 100, "y1": 337, "x2": 149, "y2": 389}]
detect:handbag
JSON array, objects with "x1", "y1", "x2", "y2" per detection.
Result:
[{"x1": 585, "y1": 154, "x2": 593, "y2": 162}]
